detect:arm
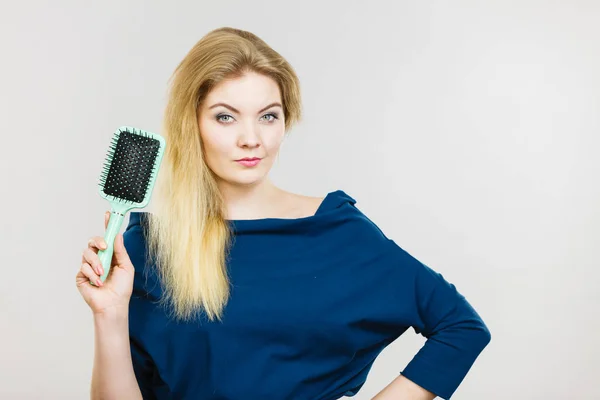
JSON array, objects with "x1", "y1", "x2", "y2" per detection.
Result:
[
  {"x1": 385, "y1": 243, "x2": 492, "y2": 399},
  {"x1": 372, "y1": 374, "x2": 436, "y2": 400},
  {"x1": 91, "y1": 309, "x2": 143, "y2": 400}
]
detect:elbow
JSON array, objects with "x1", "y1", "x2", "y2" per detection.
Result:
[
  {"x1": 457, "y1": 300, "x2": 492, "y2": 353},
  {"x1": 447, "y1": 310, "x2": 492, "y2": 355},
  {"x1": 482, "y1": 321, "x2": 492, "y2": 343},
  {"x1": 472, "y1": 318, "x2": 492, "y2": 353}
]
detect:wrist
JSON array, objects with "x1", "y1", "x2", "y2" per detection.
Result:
[{"x1": 93, "y1": 305, "x2": 129, "y2": 324}]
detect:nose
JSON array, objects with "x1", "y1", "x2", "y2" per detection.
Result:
[{"x1": 237, "y1": 122, "x2": 261, "y2": 148}]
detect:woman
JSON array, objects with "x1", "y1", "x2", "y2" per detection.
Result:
[{"x1": 76, "y1": 27, "x2": 491, "y2": 400}]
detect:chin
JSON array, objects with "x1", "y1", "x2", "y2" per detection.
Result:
[{"x1": 222, "y1": 173, "x2": 266, "y2": 187}]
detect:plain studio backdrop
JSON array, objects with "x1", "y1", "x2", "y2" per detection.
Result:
[{"x1": 1, "y1": 1, "x2": 598, "y2": 399}]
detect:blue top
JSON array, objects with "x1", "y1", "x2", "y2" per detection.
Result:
[{"x1": 124, "y1": 190, "x2": 491, "y2": 400}]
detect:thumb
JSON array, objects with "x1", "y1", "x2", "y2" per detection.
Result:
[{"x1": 113, "y1": 233, "x2": 133, "y2": 269}]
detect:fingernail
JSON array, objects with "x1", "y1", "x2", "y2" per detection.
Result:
[
  {"x1": 96, "y1": 278, "x2": 103, "y2": 286},
  {"x1": 99, "y1": 266, "x2": 104, "y2": 275}
]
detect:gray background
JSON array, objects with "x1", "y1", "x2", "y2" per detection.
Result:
[{"x1": 1, "y1": 1, "x2": 598, "y2": 399}]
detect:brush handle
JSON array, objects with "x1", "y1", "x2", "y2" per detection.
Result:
[{"x1": 96, "y1": 209, "x2": 125, "y2": 284}]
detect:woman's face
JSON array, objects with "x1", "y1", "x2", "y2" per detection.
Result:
[{"x1": 198, "y1": 71, "x2": 286, "y2": 187}]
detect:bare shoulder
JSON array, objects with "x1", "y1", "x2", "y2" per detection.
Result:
[{"x1": 281, "y1": 191, "x2": 326, "y2": 219}]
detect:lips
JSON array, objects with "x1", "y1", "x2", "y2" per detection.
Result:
[
  {"x1": 236, "y1": 158, "x2": 262, "y2": 167},
  {"x1": 236, "y1": 157, "x2": 261, "y2": 161}
]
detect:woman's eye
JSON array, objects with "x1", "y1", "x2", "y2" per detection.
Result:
[
  {"x1": 262, "y1": 113, "x2": 279, "y2": 122},
  {"x1": 216, "y1": 114, "x2": 233, "y2": 123}
]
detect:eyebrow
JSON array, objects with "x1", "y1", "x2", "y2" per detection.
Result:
[{"x1": 208, "y1": 102, "x2": 282, "y2": 114}]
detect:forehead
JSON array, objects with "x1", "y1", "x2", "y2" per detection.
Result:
[{"x1": 204, "y1": 72, "x2": 281, "y2": 108}]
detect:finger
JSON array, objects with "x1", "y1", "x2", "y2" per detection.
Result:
[
  {"x1": 87, "y1": 236, "x2": 107, "y2": 252},
  {"x1": 113, "y1": 233, "x2": 133, "y2": 269},
  {"x1": 76, "y1": 268, "x2": 97, "y2": 289},
  {"x1": 83, "y1": 247, "x2": 105, "y2": 276},
  {"x1": 105, "y1": 211, "x2": 110, "y2": 231},
  {"x1": 78, "y1": 262, "x2": 103, "y2": 287}
]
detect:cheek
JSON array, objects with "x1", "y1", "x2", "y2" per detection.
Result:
[
  {"x1": 201, "y1": 131, "x2": 231, "y2": 157},
  {"x1": 210, "y1": 136, "x2": 232, "y2": 154},
  {"x1": 264, "y1": 133, "x2": 285, "y2": 153}
]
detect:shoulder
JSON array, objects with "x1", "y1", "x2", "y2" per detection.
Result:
[
  {"x1": 123, "y1": 212, "x2": 149, "y2": 263},
  {"x1": 126, "y1": 211, "x2": 150, "y2": 230},
  {"x1": 306, "y1": 189, "x2": 394, "y2": 249},
  {"x1": 292, "y1": 193, "x2": 326, "y2": 218},
  {"x1": 277, "y1": 191, "x2": 326, "y2": 219},
  {"x1": 123, "y1": 212, "x2": 161, "y2": 297},
  {"x1": 123, "y1": 212, "x2": 151, "y2": 273},
  {"x1": 282, "y1": 188, "x2": 360, "y2": 218}
]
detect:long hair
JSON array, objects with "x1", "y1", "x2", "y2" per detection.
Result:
[{"x1": 146, "y1": 27, "x2": 302, "y2": 323}]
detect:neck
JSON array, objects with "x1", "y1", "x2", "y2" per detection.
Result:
[{"x1": 218, "y1": 178, "x2": 284, "y2": 220}]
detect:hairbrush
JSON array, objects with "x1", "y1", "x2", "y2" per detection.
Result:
[{"x1": 93, "y1": 126, "x2": 166, "y2": 285}]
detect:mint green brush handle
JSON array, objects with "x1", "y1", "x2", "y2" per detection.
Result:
[{"x1": 97, "y1": 205, "x2": 127, "y2": 282}]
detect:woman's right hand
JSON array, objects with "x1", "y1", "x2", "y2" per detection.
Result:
[{"x1": 76, "y1": 211, "x2": 135, "y2": 316}]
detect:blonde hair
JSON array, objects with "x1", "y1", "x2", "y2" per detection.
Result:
[{"x1": 145, "y1": 27, "x2": 302, "y2": 323}]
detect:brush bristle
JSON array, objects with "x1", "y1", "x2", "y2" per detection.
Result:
[{"x1": 99, "y1": 128, "x2": 160, "y2": 203}]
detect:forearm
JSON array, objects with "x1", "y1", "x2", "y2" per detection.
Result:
[
  {"x1": 91, "y1": 310, "x2": 143, "y2": 400},
  {"x1": 372, "y1": 374, "x2": 436, "y2": 400}
]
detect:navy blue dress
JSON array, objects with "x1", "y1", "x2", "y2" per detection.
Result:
[{"x1": 124, "y1": 190, "x2": 491, "y2": 399}]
